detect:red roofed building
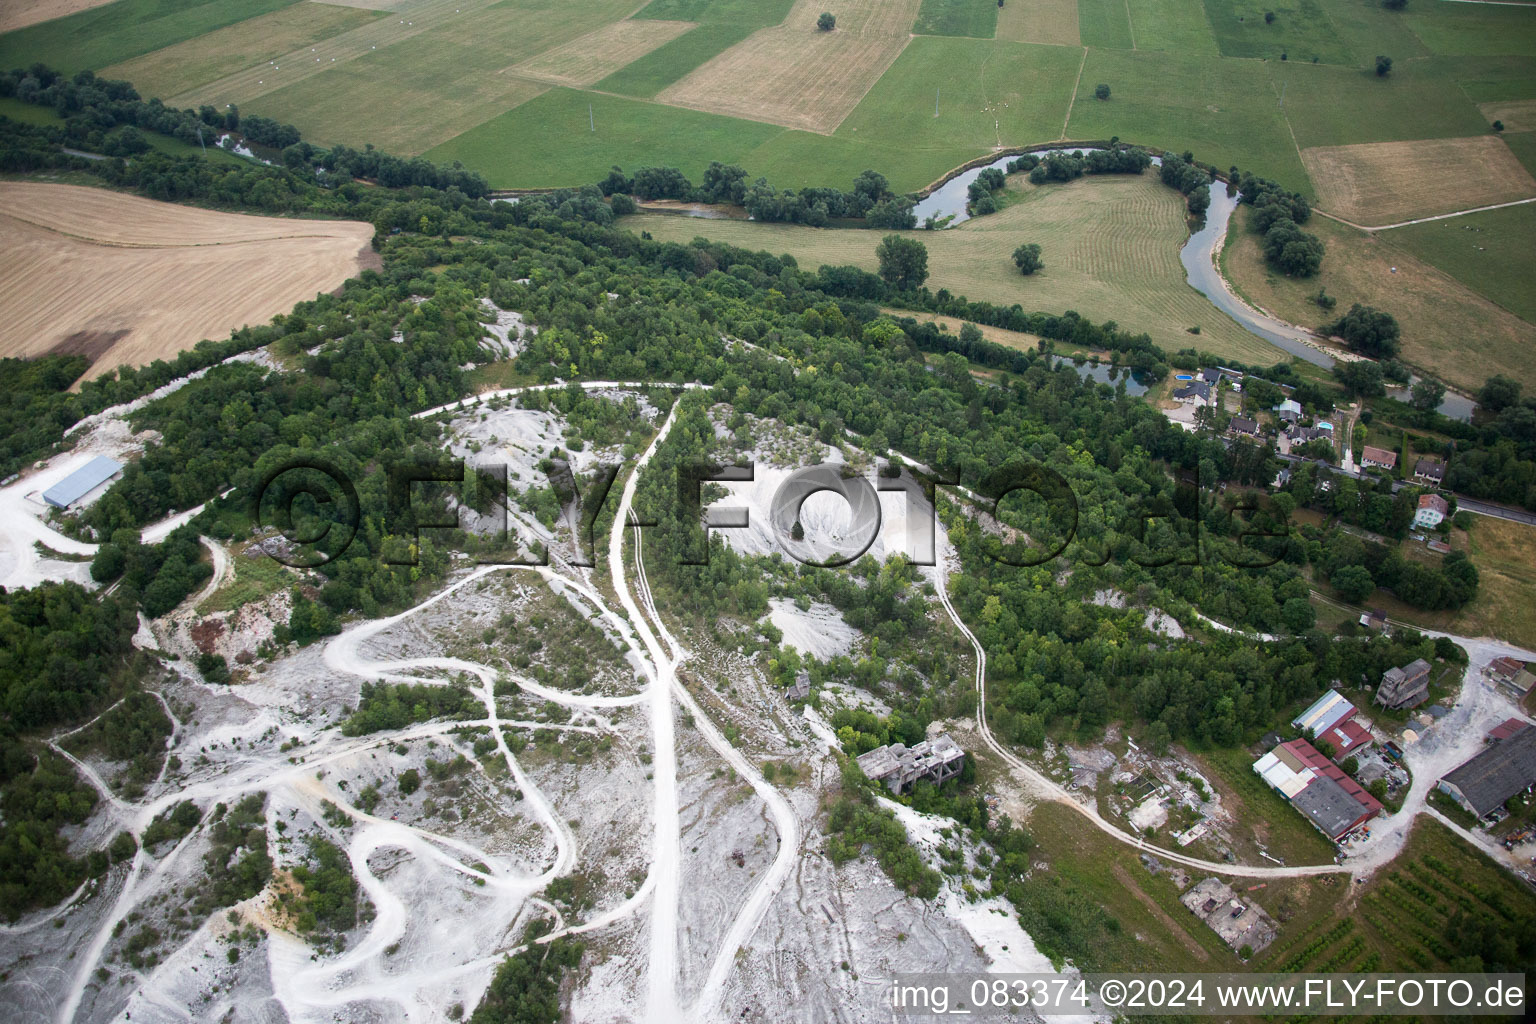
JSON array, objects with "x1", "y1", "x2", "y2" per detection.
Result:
[
  {"x1": 1253, "y1": 739, "x2": 1384, "y2": 842},
  {"x1": 1323, "y1": 718, "x2": 1374, "y2": 761},
  {"x1": 1488, "y1": 719, "x2": 1531, "y2": 743}
]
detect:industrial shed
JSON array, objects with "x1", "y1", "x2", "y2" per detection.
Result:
[
  {"x1": 1253, "y1": 739, "x2": 1382, "y2": 842},
  {"x1": 1437, "y1": 727, "x2": 1536, "y2": 819},
  {"x1": 41, "y1": 455, "x2": 122, "y2": 509}
]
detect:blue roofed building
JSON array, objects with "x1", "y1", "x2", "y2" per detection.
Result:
[{"x1": 41, "y1": 456, "x2": 123, "y2": 509}]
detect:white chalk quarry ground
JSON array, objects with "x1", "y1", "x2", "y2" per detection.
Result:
[{"x1": 3, "y1": 392, "x2": 1064, "y2": 1024}]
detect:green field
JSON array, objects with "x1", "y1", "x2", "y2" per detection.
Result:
[
  {"x1": 837, "y1": 36, "x2": 1084, "y2": 171},
  {"x1": 913, "y1": 0, "x2": 999, "y2": 38},
  {"x1": 1067, "y1": 48, "x2": 1311, "y2": 189},
  {"x1": 631, "y1": 0, "x2": 794, "y2": 20},
  {"x1": 1077, "y1": 0, "x2": 1134, "y2": 48},
  {"x1": 1384, "y1": 202, "x2": 1536, "y2": 326},
  {"x1": 1271, "y1": 58, "x2": 1491, "y2": 150},
  {"x1": 624, "y1": 171, "x2": 1286, "y2": 362},
  {"x1": 1405, "y1": 6, "x2": 1536, "y2": 58},
  {"x1": 423, "y1": 87, "x2": 785, "y2": 188},
  {"x1": 1452, "y1": 54, "x2": 1536, "y2": 103},
  {"x1": 1505, "y1": 129, "x2": 1536, "y2": 177},
  {"x1": 0, "y1": 0, "x2": 298, "y2": 74},
  {"x1": 1201, "y1": 0, "x2": 1354, "y2": 65},
  {"x1": 1324, "y1": 0, "x2": 1432, "y2": 66},
  {"x1": 1126, "y1": 0, "x2": 1219, "y2": 54}
]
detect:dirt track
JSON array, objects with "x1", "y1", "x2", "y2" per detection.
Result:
[{"x1": 0, "y1": 182, "x2": 374, "y2": 381}]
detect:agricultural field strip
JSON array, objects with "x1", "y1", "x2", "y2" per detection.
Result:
[
  {"x1": 100, "y1": 3, "x2": 385, "y2": 102},
  {"x1": 1321, "y1": 194, "x2": 1536, "y2": 231},
  {"x1": 164, "y1": 0, "x2": 503, "y2": 107},
  {"x1": 507, "y1": 19, "x2": 697, "y2": 88},
  {"x1": 656, "y1": 0, "x2": 923, "y2": 134},
  {"x1": 994, "y1": 0, "x2": 1081, "y2": 48},
  {"x1": 0, "y1": 0, "x2": 116, "y2": 35},
  {"x1": 0, "y1": 181, "x2": 373, "y2": 246}
]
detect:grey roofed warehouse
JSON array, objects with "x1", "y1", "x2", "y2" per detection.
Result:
[
  {"x1": 1437, "y1": 727, "x2": 1536, "y2": 818},
  {"x1": 41, "y1": 455, "x2": 123, "y2": 509}
]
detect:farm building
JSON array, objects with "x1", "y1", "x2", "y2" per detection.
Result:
[
  {"x1": 1360, "y1": 446, "x2": 1397, "y2": 471},
  {"x1": 1413, "y1": 458, "x2": 1446, "y2": 485},
  {"x1": 1291, "y1": 689, "x2": 1356, "y2": 736},
  {"x1": 1415, "y1": 493, "x2": 1448, "y2": 529},
  {"x1": 1436, "y1": 727, "x2": 1536, "y2": 819},
  {"x1": 1487, "y1": 657, "x2": 1536, "y2": 695},
  {"x1": 41, "y1": 455, "x2": 122, "y2": 509},
  {"x1": 856, "y1": 734, "x2": 964, "y2": 795},
  {"x1": 1253, "y1": 739, "x2": 1383, "y2": 842},
  {"x1": 1359, "y1": 609, "x2": 1389, "y2": 633},
  {"x1": 1179, "y1": 877, "x2": 1276, "y2": 955},
  {"x1": 1376, "y1": 659, "x2": 1431, "y2": 710},
  {"x1": 1487, "y1": 719, "x2": 1530, "y2": 743},
  {"x1": 1289, "y1": 687, "x2": 1374, "y2": 760}
]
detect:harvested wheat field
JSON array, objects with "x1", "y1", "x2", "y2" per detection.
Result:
[
  {"x1": 509, "y1": 19, "x2": 695, "y2": 87},
  {"x1": 1302, "y1": 136, "x2": 1536, "y2": 227},
  {"x1": 0, "y1": 0, "x2": 114, "y2": 34},
  {"x1": 0, "y1": 182, "x2": 374, "y2": 381},
  {"x1": 995, "y1": 0, "x2": 1080, "y2": 47},
  {"x1": 657, "y1": 0, "x2": 920, "y2": 134}
]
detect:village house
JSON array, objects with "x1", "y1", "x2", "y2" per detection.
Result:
[
  {"x1": 1487, "y1": 657, "x2": 1536, "y2": 696},
  {"x1": 1414, "y1": 493, "x2": 1449, "y2": 529},
  {"x1": 1358, "y1": 609, "x2": 1389, "y2": 633},
  {"x1": 1360, "y1": 446, "x2": 1398, "y2": 471},
  {"x1": 1172, "y1": 381, "x2": 1213, "y2": 405},
  {"x1": 1413, "y1": 458, "x2": 1446, "y2": 485},
  {"x1": 1227, "y1": 416, "x2": 1261, "y2": 440}
]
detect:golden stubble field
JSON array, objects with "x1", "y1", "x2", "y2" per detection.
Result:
[
  {"x1": 0, "y1": 182, "x2": 375, "y2": 381},
  {"x1": 656, "y1": 0, "x2": 922, "y2": 134},
  {"x1": 1301, "y1": 136, "x2": 1536, "y2": 227}
]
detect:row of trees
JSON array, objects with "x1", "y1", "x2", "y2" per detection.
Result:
[
  {"x1": 1, "y1": 65, "x2": 490, "y2": 197},
  {"x1": 597, "y1": 162, "x2": 916, "y2": 228}
]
